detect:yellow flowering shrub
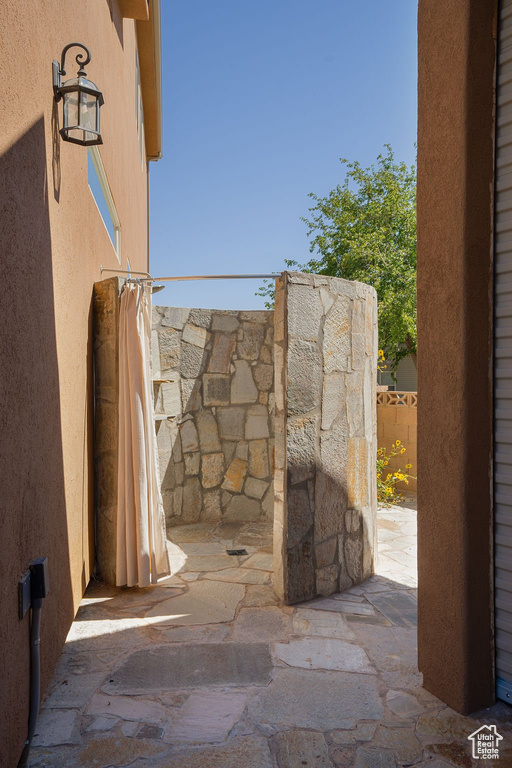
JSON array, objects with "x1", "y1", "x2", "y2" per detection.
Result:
[{"x1": 377, "y1": 441, "x2": 416, "y2": 507}]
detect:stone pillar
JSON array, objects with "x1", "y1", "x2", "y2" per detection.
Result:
[
  {"x1": 93, "y1": 277, "x2": 124, "y2": 584},
  {"x1": 274, "y1": 272, "x2": 378, "y2": 605}
]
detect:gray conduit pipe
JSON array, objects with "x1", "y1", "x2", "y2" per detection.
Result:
[{"x1": 17, "y1": 597, "x2": 43, "y2": 768}]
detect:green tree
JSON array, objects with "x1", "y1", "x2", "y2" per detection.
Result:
[{"x1": 260, "y1": 146, "x2": 416, "y2": 372}]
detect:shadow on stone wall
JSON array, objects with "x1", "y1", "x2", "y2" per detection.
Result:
[
  {"x1": 152, "y1": 307, "x2": 275, "y2": 528},
  {"x1": 274, "y1": 272, "x2": 378, "y2": 606},
  {"x1": 285, "y1": 466, "x2": 375, "y2": 605}
]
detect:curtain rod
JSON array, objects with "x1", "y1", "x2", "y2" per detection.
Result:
[{"x1": 100, "y1": 268, "x2": 280, "y2": 282}]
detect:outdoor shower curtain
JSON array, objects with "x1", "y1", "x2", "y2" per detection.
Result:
[{"x1": 116, "y1": 282, "x2": 170, "y2": 587}]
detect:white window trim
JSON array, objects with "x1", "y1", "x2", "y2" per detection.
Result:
[{"x1": 88, "y1": 146, "x2": 122, "y2": 262}]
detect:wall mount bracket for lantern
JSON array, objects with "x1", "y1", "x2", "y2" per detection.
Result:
[{"x1": 53, "y1": 43, "x2": 104, "y2": 146}]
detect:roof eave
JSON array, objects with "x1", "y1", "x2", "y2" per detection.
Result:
[{"x1": 136, "y1": 0, "x2": 163, "y2": 161}]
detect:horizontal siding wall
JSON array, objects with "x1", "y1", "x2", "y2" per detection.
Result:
[{"x1": 495, "y1": 0, "x2": 512, "y2": 703}]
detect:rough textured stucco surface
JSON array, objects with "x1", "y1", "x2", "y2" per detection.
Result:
[
  {"x1": 0, "y1": 3, "x2": 149, "y2": 764},
  {"x1": 152, "y1": 307, "x2": 274, "y2": 526},
  {"x1": 274, "y1": 273, "x2": 378, "y2": 605},
  {"x1": 417, "y1": 0, "x2": 496, "y2": 714}
]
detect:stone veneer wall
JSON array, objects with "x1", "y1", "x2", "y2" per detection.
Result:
[
  {"x1": 274, "y1": 272, "x2": 378, "y2": 604},
  {"x1": 152, "y1": 307, "x2": 274, "y2": 526}
]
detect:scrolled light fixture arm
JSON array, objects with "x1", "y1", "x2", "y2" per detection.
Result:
[{"x1": 53, "y1": 43, "x2": 92, "y2": 100}]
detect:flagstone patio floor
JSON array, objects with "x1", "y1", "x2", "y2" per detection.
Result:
[{"x1": 28, "y1": 498, "x2": 512, "y2": 767}]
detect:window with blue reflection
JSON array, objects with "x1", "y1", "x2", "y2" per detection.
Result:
[{"x1": 87, "y1": 148, "x2": 121, "y2": 259}]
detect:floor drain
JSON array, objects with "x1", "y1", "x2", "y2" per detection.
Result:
[{"x1": 226, "y1": 549, "x2": 248, "y2": 556}]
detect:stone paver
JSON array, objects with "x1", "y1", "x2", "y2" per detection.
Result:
[
  {"x1": 353, "y1": 747, "x2": 397, "y2": 768},
  {"x1": 293, "y1": 606, "x2": 356, "y2": 640},
  {"x1": 42, "y1": 672, "x2": 106, "y2": 709},
  {"x1": 76, "y1": 735, "x2": 168, "y2": 768},
  {"x1": 372, "y1": 724, "x2": 423, "y2": 764},
  {"x1": 157, "y1": 622, "x2": 231, "y2": 643},
  {"x1": 306, "y1": 597, "x2": 376, "y2": 616},
  {"x1": 273, "y1": 636, "x2": 374, "y2": 673},
  {"x1": 163, "y1": 691, "x2": 247, "y2": 744},
  {"x1": 88, "y1": 694, "x2": 168, "y2": 723},
  {"x1": 386, "y1": 689, "x2": 424, "y2": 718},
  {"x1": 179, "y1": 553, "x2": 237, "y2": 571},
  {"x1": 331, "y1": 723, "x2": 378, "y2": 745},
  {"x1": 165, "y1": 735, "x2": 274, "y2": 768},
  {"x1": 86, "y1": 715, "x2": 118, "y2": 732},
  {"x1": 103, "y1": 643, "x2": 273, "y2": 693},
  {"x1": 33, "y1": 709, "x2": 81, "y2": 747},
  {"x1": 366, "y1": 590, "x2": 418, "y2": 628},
  {"x1": 248, "y1": 668, "x2": 384, "y2": 730},
  {"x1": 145, "y1": 579, "x2": 245, "y2": 625},
  {"x1": 242, "y1": 584, "x2": 280, "y2": 606},
  {"x1": 230, "y1": 606, "x2": 292, "y2": 642},
  {"x1": 204, "y1": 566, "x2": 271, "y2": 584},
  {"x1": 241, "y1": 551, "x2": 274, "y2": 570},
  {"x1": 274, "y1": 729, "x2": 334, "y2": 767},
  {"x1": 351, "y1": 623, "x2": 422, "y2": 691},
  {"x1": 29, "y1": 501, "x2": 512, "y2": 768}
]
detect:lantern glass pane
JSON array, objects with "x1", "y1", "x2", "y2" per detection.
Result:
[
  {"x1": 63, "y1": 91, "x2": 79, "y2": 131},
  {"x1": 60, "y1": 77, "x2": 102, "y2": 145},
  {"x1": 78, "y1": 92, "x2": 98, "y2": 144}
]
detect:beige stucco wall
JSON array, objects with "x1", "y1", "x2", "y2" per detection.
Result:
[
  {"x1": 0, "y1": 3, "x2": 150, "y2": 764},
  {"x1": 417, "y1": 0, "x2": 495, "y2": 714},
  {"x1": 377, "y1": 395, "x2": 417, "y2": 493}
]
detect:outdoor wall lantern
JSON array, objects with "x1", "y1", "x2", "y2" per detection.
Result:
[{"x1": 53, "y1": 43, "x2": 104, "y2": 146}]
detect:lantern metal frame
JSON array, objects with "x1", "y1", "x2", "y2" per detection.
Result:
[{"x1": 53, "y1": 43, "x2": 104, "y2": 146}]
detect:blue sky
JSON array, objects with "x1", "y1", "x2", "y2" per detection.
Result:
[{"x1": 149, "y1": 1, "x2": 418, "y2": 310}]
